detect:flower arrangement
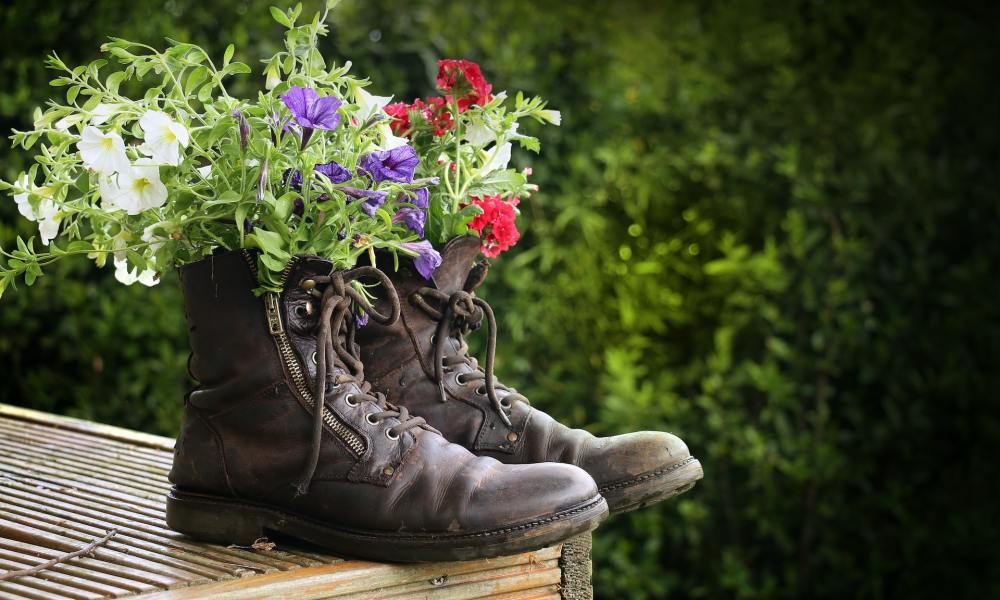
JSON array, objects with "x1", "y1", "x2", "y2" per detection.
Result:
[{"x1": 0, "y1": 3, "x2": 559, "y2": 296}]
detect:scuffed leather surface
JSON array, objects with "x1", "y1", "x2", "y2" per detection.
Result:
[
  {"x1": 357, "y1": 238, "x2": 693, "y2": 489},
  {"x1": 170, "y1": 249, "x2": 599, "y2": 534}
]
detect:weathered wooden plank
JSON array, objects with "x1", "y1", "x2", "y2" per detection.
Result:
[
  {"x1": 0, "y1": 404, "x2": 174, "y2": 451},
  {"x1": 0, "y1": 537, "x2": 163, "y2": 593},
  {"x1": 0, "y1": 445, "x2": 168, "y2": 496},
  {"x1": 136, "y1": 547, "x2": 561, "y2": 600},
  {"x1": 1, "y1": 482, "x2": 315, "y2": 571},
  {"x1": 0, "y1": 426, "x2": 171, "y2": 481},
  {"x1": 0, "y1": 404, "x2": 591, "y2": 598},
  {"x1": 0, "y1": 519, "x2": 200, "y2": 586},
  {"x1": 0, "y1": 555, "x2": 134, "y2": 597}
]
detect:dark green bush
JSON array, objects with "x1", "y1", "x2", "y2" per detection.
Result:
[{"x1": 2, "y1": 1, "x2": 998, "y2": 597}]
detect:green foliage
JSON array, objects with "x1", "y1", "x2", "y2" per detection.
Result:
[{"x1": 2, "y1": 1, "x2": 998, "y2": 598}]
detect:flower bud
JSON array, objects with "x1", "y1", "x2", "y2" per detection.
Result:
[{"x1": 232, "y1": 108, "x2": 250, "y2": 152}]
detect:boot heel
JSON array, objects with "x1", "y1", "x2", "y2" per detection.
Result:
[{"x1": 166, "y1": 490, "x2": 267, "y2": 546}]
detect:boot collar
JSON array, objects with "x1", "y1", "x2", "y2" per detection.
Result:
[{"x1": 431, "y1": 236, "x2": 482, "y2": 294}]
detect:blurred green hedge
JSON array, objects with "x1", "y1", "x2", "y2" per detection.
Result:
[{"x1": 2, "y1": 1, "x2": 999, "y2": 598}]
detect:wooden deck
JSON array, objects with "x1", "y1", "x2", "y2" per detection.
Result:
[{"x1": 0, "y1": 404, "x2": 592, "y2": 599}]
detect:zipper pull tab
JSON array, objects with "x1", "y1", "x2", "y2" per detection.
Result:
[{"x1": 264, "y1": 292, "x2": 284, "y2": 335}]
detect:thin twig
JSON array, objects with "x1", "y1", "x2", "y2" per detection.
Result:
[{"x1": 0, "y1": 529, "x2": 118, "y2": 581}]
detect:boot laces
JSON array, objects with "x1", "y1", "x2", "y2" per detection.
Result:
[
  {"x1": 410, "y1": 285, "x2": 528, "y2": 428},
  {"x1": 295, "y1": 266, "x2": 433, "y2": 496}
]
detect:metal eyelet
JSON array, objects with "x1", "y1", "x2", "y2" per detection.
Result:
[
  {"x1": 475, "y1": 386, "x2": 486, "y2": 396},
  {"x1": 294, "y1": 302, "x2": 314, "y2": 318},
  {"x1": 345, "y1": 394, "x2": 358, "y2": 407},
  {"x1": 454, "y1": 372, "x2": 467, "y2": 386},
  {"x1": 310, "y1": 351, "x2": 317, "y2": 365},
  {"x1": 385, "y1": 429, "x2": 400, "y2": 440},
  {"x1": 366, "y1": 413, "x2": 379, "y2": 425},
  {"x1": 500, "y1": 398, "x2": 511, "y2": 409}
]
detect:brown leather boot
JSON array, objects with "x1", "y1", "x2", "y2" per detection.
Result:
[
  {"x1": 357, "y1": 237, "x2": 703, "y2": 515},
  {"x1": 166, "y1": 249, "x2": 607, "y2": 562}
]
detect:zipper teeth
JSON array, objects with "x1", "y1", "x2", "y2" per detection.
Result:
[
  {"x1": 262, "y1": 269, "x2": 366, "y2": 457},
  {"x1": 274, "y1": 331, "x2": 366, "y2": 456},
  {"x1": 241, "y1": 249, "x2": 258, "y2": 279}
]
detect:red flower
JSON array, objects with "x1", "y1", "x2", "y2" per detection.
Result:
[
  {"x1": 384, "y1": 102, "x2": 412, "y2": 136},
  {"x1": 413, "y1": 97, "x2": 454, "y2": 137},
  {"x1": 436, "y1": 59, "x2": 493, "y2": 112},
  {"x1": 467, "y1": 195, "x2": 521, "y2": 258}
]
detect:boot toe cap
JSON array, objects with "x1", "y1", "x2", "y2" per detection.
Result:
[
  {"x1": 582, "y1": 430, "x2": 692, "y2": 487},
  {"x1": 467, "y1": 460, "x2": 600, "y2": 527}
]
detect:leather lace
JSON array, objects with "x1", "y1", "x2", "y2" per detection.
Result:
[
  {"x1": 411, "y1": 284, "x2": 528, "y2": 429},
  {"x1": 295, "y1": 266, "x2": 432, "y2": 495}
]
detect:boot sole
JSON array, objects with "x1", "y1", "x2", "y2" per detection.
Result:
[
  {"x1": 599, "y1": 456, "x2": 704, "y2": 514},
  {"x1": 166, "y1": 488, "x2": 608, "y2": 563}
]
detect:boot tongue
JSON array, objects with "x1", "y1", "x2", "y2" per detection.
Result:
[
  {"x1": 285, "y1": 255, "x2": 334, "y2": 287},
  {"x1": 431, "y1": 236, "x2": 482, "y2": 294}
]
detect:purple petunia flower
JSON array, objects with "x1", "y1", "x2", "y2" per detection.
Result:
[
  {"x1": 283, "y1": 168, "x2": 303, "y2": 190},
  {"x1": 280, "y1": 86, "x2": 343, "y2": 131},
  {"x1": 355, "y1": 310, "x2": 370, "y2": 328},
  {"x1": 410, "y1": 187, "x2": 429, "y2": 209},
  {"x1": 359, "y1": 145, "x2": 419, "y2": 183},
  {"x1": 269, "y1": 111, "x2": 292, "y2": 145},
  {"x1": 315, "y1": 160, "x2": 353, "y2": 184},
  {"x1": 402, "y1": 240, "x2": 442, "y2": 280},
  {"x1": 392, "y1": 207, "x2": 426, "y2": 237},
  {"x1": 341, "y1": 187, "x2": 389, "y2": 216},
  {"x1": 284, "y1": 161, "x2": 353, "y2": 192}
]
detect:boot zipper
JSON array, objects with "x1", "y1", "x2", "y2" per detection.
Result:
[{"x1": 260, "y1": 258, "x2": 366, "y2": 457}]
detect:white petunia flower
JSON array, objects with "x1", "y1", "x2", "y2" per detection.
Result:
[
  {"x1": 142, "y1": 222, "x2": 171, "y2": 254},
  {"x1": 35, "y1": 199, "x2": 61, "y2": 246},
  {"x1": 90, "y1": 104, "x2": 116, "y2": 125},
  {"x1": 98, "y1": 176, "x2": 120, "y2": 211},
  {"x1": 77, "y1": 126, "x2": 130, "y2": 175},
  {"x1": 12, "y1": 174, "x2": 61, "y2": 245},
  {"x1": 481, "y1": 142, "x2": 512, "y2": 175},
  {"x1": 377, "y1": 123, "x2": 410, "y2": 151},
  {"x1": 105, "y1": 162, "x2": 168, "y2": 215},
  {"x1": 138, "y1": 110, "x2": 189, "y2": 166},
  {"x1": 13, "y1": 174, "x2": 36, "y2": 220},
  {"x1": 355, "y1": 88, "x2": 393, "y2": 121},
  {"x1": 113, "y1": 256, "x2": 159, "y2": 287},
  {"x1": 539, "y1": 109, "x2": 561, "y2": 126},
  {"x1": 464, "y1": 122, "x2": 494, "y2": 147}
]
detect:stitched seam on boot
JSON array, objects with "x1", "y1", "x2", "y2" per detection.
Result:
[
  {"x1": 194, "y1": 409, "x2": 239, "y2": 499},
  {"x1": 597, "y1": 456, "x2": 699, "y2": 493},
  {"x1": 173, "y1": 490, "x2": 605, "y2": 540}
]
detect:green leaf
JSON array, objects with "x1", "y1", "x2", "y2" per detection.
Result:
[
  {"x1": 225, "y1": 62, "x2": 251, "y2": 76},
  {"x1": 270, "y1": 6, "x2": 293, "y2": 28},
  {"x1": 106, "y1": 71, "x2": 127, "y2": 94},
  {"x1": 197, "y1": 81, "x2": 215, "y2": 103},
  {"x1": 223, "y1": 44, "x2": 235, "y2": 67},
  {"x1": 126, "y1": 250, "x2": 147, "y2": 271},
  {"x1": 250, "y1": 228, "x2": 289, "y2": 259},
  {"x1": 185, "y1": 66, "x2": 208, "y2": 95},
  {"x1": 205, "y1": 190, "x2": 241, "y2": 206},
  {"x1": 274, "y1": 192, "x2": 296, "y2": 221},
  {"x1": 66, "y1": 240, "x2": 92, "y2": 253}
]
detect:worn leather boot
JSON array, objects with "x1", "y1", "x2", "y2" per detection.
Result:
[
  {"x1": 166, "y1": 249, "x2": 607, "y2": 562},
  {"x1": 357, "y1": 237, "x2": 703, "y2": 515}
]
